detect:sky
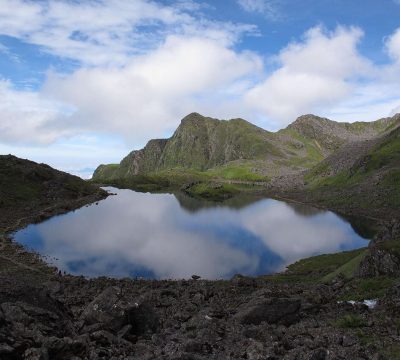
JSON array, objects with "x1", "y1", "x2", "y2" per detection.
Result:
[{"x1": 0, "y1": 0, "x2": 400, "y2": 178}]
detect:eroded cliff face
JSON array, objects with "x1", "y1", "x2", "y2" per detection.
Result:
[{"x1": 121, "y1": 139, "x2": 168, "y2": 175}]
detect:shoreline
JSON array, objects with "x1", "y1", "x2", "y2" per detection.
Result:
[
  {"x1": 2, "y1": 185, "x2": 379, "y2": 281},
  {"x1": 1, "y1": 186, "x2": 400, "y2": 358}
]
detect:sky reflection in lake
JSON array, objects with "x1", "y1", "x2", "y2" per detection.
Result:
[{"x1": 13, "y1": 188, "x2": 369, "y2": 279}]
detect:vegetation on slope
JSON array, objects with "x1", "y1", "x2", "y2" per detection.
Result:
[
  {"x1": 182, "y1": 183, "x2": 240, "y2": 201},
  {"x1": 0, "y1": 155, "x2": 103, "y2": 207},
  {"x1": 94, "y1": 113, "x2": 398, "y2": 188},
  {"x1": 0, "y1": 155, "x2": 107, "y2": 232},
  {"x1": 269, "y1": 248, "x2": 368, "y2": 283},
  {"x1": 302, "y1": 123, "x2": 400, "y2": 213}
]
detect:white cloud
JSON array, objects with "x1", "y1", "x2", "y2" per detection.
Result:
[
  {"x1": 0, "y1": 0, "x2": 255, "y2": 67},
  {"x1": 1, "y1": 1, "x2": 400, "y2": 171},
  {"x1": 42, "y1": 35, "x2": 262, "y2": 143},
  {"x1": 0, "y1": 80, "x2": 74, "y2": 144},
  {"x1": 386, "y1": 27, "x2": 400, "y2": 63},
  {"x1": 245, "y1": 26, "x2": 372, "y2": 124},
  {"x1": 0, "y1": 0, "x2": 260, "y2": 147},
  {"x1": 237, "y1": 0, "x2": 279, "y2": 19},
  {"x1": 0, "y1": 0, "x2": 189, "y2": 66}
]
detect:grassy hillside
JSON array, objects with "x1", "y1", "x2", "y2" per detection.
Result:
[
  {"x1": 0, "y1": 155, "x2": 107, "y2": 231},
  {"x1": 302, "y1": 120, "x2": 400, "y2": 216},
  {"x1": 93, "y1": 113, "x2": 398, "y2": 185}
]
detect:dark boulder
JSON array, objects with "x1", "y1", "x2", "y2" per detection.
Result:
[
  {"x1": 308, "y1": 348, "x2": 328, "y2": 360},
  {"x1": 80, "y1": 286, "x2": 158, "y2": 335},
  {"x1": 234, "y1": 298, "x2": 301, "y2": 326}
]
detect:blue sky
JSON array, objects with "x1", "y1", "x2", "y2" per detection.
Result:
[{"x1": 0, "y1": 0, "x2": 399, "y2": 177}]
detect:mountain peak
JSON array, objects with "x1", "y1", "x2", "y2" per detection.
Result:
[
  {"x1": 291, "y1": 114, "x2": 331, "y2": 126},
  {"x1": 180, "y1": 112, "x2": 206, "y2": 123}
]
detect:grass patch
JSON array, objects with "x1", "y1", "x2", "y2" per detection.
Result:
[
  {"x1": 335, "y1": 314, "x2": 367, "y2": 328},
  {"x1": 286, "y1": 248, "x2": 367, "y2": 278},
  {"x1": 378, "y1": 239, "x2": 400, "y2": 257},
  {"x1": 384, "y1": 345, "x2": 400, "y2": 360},
  {"x1": 322, "y1": 250, "x2": 368, "y2": 282},
  {"x1": 339, "y1": 277, "x2": 395, "y2": 301},
  {"x1": 381, "y1": 169, "x2": 400, "y2": 207},
  {"x1": 265, "y1": 248, "x2": 368, "y2": 284},
  {"x1": 184, "y1": 182, "x2": 240, "y2": 201},
  {"x1": 363, "y1": 129, "x2": 400, "y2": 172},
  {"x1": 207, "y1": 163, "x2": 268, "y2": 182}
]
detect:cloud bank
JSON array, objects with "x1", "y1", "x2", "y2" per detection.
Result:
[{"x1": 0, "y1": 1, "x2": 399, "y2": 150}]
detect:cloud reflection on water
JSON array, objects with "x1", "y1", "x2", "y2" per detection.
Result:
[{"x1": 14, "y1": 188, "x2": 369, "y2": 279}]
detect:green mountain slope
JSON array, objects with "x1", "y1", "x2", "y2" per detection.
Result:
[
  {"x1": 302, "y1": 115, "x2": 400, "y2": 214},
  {"x1": 93, "y1": 112, "x2": 399, "y2": 184}
]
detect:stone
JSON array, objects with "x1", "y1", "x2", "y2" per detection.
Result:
[
  {"x1": 80, "y1": 287, "x2": 133, "y2": 332},
  {"x1": 234, "y1": 298, "x2": 302, "y2": 326},
  {"x1": 80, "y1": 286, "x2": 158, "y2": 335},
  {"x1": 308, "y1": 348, "x2": 328, "y2": 360},
  {"x1": 90, "y1": 330, "x2": 117, "y2": 345},
  {"x1": 341, "y1": 335, "x2": 357, "y2": 347},
  {"x1": 23, "y1": 347, "x2": 49, "y2": 360},
  {"x1": 0, "y1": 343, "x2": 14, "y2": 354}
]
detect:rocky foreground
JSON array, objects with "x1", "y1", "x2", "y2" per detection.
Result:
[
  {"x1": 1, "y1": 155, "x2": 400, "y2": 359},
  {"x1": 1, "y1": 254, "x2": 400, "y2": 360},
  {"x1": 1, "y1": 216, "x2": 400, "y2": 360}
]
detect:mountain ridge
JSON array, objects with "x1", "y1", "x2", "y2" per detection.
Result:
[{"x1": 93, "y1": 112, "x2": 399, "y2": 182}]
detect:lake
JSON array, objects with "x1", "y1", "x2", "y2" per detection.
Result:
[{"x1": 13, "y1": 187, "x2": 370, "y2": 279}]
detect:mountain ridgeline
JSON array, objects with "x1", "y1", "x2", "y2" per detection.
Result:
[{"x1": 93, "y1": 112, "x2": 400, "y2": 183}]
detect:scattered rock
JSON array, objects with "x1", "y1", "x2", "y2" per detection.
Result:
[{"x1": 80, "y1": 286, "x2": 158, "y2": 335}]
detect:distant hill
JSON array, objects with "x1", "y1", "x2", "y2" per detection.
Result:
[
  {"x1": 0, "y1": 155, "x2": 107, "y2": 231},
  {"x1": 302, "y1": 115, "x2": 400, "y2": 215},
  {"x1": 93, "y1": 112, "x2": 399, "y2": 183}
]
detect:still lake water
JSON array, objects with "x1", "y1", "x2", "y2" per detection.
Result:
[{"x1": 13, "y1": 187, "x2": 370, "y2": 279}]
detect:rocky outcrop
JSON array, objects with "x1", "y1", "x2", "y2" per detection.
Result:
[
  {"x1": 356, "y1": 248, "x2": 400, "y2": 277},
  {"x1": 356, "y1": 220, "x2": 400, "y2": 277},
  {"x1": 288, "y1": 114, "x2": 399, "y2": 152},
  {"x1": 80, "y1": 286, "x2": 158, "y2": 335},
  {"x1": 120, "y1": 139, "x2": 168, "y2": 176}
]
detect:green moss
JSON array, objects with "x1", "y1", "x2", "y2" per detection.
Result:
[{"x1": 335, "y1": 314, "x2": 367, "y2": 328}]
